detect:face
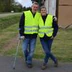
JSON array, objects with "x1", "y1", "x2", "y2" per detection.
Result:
[
  {"x1": 32, "y1": 4, "x2": 39, "y2": 13},
  {"x1": 41, "y1": 8, "x2": 47, "y2": 16}
]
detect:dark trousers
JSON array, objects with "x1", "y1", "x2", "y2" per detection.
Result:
[{"x1": 40, "y1": 38, "x2": 57, "y2": 64}]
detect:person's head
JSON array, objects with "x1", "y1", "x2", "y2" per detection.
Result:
[
  {"x1": 31, "y1": 2, "x2": 39, "y2": 13},
  {"x1": 40, "y1": 6, "x2": 47, "y2": 16}
]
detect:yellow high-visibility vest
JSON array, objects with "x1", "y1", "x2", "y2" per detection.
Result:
[
  {"x1": 38, "y1": 14, "x2": 54, "y2": 38},
  {"x1": 24, "y1": 10, "x2": 40, "y2": 34}
]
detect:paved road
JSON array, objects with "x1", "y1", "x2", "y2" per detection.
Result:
[
  {"x1": 0, "y1": 13, "x2": 21, "y2": 18},
  {"x1": 0, "y1": 56, "x2": 72, "y2": 72}
]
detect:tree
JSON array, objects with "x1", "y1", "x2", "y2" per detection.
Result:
[
  {"x1": 0, "y1": 0, "x2": 23, "y2": 12},
  {"x1": 0, "y1": 0, "x2": 15, "y2": 12},
  {"x1": 0, "y1": 0, "x2": 6, "y2": 12},
  {"x1": 11, "y1": 2, "x2": 23, "y2": 12},
  {"x1": 31, "y1": 0, "x2": 46, "y2": 6}
]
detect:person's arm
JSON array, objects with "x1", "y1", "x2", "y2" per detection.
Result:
[
  {"x1": 19, "y1": 13, "x2": 25, "y2": 36},
  {"x1": 52, "y1": 16, "x2": 58, "y2": 37}
]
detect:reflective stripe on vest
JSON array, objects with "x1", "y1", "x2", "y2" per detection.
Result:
[
  {"x1": 24, "y1": 10, "x2": 40, "y2": 34},
  {"x1": 38, "y1": 14, "x2": 54, "y2": 37}
]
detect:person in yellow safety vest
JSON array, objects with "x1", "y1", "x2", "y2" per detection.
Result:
[
  {"x1": 38, "y1": 6, "x2": 58, "y2": 70},
  {"x1": 19, "y1": 2, "x2": 40, "y2": 68}
]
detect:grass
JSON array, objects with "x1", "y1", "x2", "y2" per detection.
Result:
[
  {"x1": 0, "y1": 15, "x2": 72, "y2": 62},
  {"x1": 0, "y1": 14, "x2": 21, "y2": 52},
  {"x1": 1, "y1": 26, "x2": 72, "y2": 62},
  {"x1": 0, "y1": 14, "x2": 21, "y2": 30},
  {"x1": 0, "y1": 23, "x2": 18, "y2": 52}
]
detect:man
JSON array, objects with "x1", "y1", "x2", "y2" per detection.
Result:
[
  {"x1": 19, "y1": 2, "x2": 40, "y2": 68},
  {"x1": 38, "y1": 6, "x2": 58, "y2": 70}
]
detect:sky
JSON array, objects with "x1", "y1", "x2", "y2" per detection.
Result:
[{"x1": 15, "y1": 0, "x2": 32, "y2": 7}]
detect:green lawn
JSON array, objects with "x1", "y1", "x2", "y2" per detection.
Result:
[
  {"x1": 0, "y1": 23, "x2": 72, "y2": 62},
  {"x1": 0, "y1": 15, "x2": 72, "y2": 62},
  {"x1": 35, "y1": 29, "x2": 72, "y2": 62},
  {"x1": 0, "y1": 23, "x2": 18, "y2": 52},
  {"x1": 0, "y1": 14, "x2": 21, "y2": 30},
  {"x1": 0, "y1": 14, "x2": 20, "y2": 53}
]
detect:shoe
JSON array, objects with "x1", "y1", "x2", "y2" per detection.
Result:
[
  {"x1": 54, "y1": 59, "x2": 58, "y2": 67},
  {"x1": 41, "y1": 63, "x2": 47, "y2": 70},
  {"x1": 26, "y1": 63, "x2": 33, "y2": 68}
]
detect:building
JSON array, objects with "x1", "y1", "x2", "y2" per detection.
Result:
[
  {"x1": 45, "y1": 0, "x2": 72, "y2": 27},
  {"x1": 59, "y1": 0, "x2": 72, "y2": 27}
]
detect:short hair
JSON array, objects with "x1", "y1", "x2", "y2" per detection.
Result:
[
  {"x1": 40, "y1": 6, "x2": 46, "y2": 10},
  {"x1": 32, "y1": 2, "x2": 39, "y2": 6}
]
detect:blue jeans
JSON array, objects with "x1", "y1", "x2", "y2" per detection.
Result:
[
  {"x1": 22, "y1": 37, "x2": 36, "y2": 64},
  {"x1": 40, "y1": 38, "x2": 57, "y2": 64}
]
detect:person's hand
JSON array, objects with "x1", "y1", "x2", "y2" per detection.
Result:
[
  {"x1": 51, "y1": 36, "x2": 54, "y2": 39},
  {"x1": 19, "y1": 36, "x2": 25, "y2": 40},
  {"x1": 54, "y1": 17, "x2": 57, "y2": 21}
]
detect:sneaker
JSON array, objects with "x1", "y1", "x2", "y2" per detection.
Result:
[
  {"x1": 41, "y1": 63, "x2": 47, "y2": 70},
  {"x1": 54, "y1": 59, "x2": 58, "y2": 67},
  {"x1": 26, "y1": 63, "x2": 33, "y2": 68}
]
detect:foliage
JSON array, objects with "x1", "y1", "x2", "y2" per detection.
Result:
[
  {"x1": 0, "y1": 0, "x2": 15, "y2": 12},
  {"x1": 0, "y1": 0, "x2": 23, "y2": 12},
  {"x1": 31, "y1": 0, "x2": 46, "y2": 6},
  {"x1": 23, "y1": 7, "x2": 31, "y2": 11},
  {"x1": 11, "y1": 2, "x2": 23, "y2": 12}
]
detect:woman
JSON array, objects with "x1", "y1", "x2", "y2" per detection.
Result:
[{"x1": 38, "y1": 6, "x2": 58, "y2": 70}]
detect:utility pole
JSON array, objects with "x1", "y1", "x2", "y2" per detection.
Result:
[
  {"x1": 56, "y1": 0, "x2": 59, "y2": 23},
  {"x1": 44, "y1": 0, "x2": 59, "y2": 23},
  {"x1": 44, "y1": 0, "x2": 49, "y2": 13}
]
